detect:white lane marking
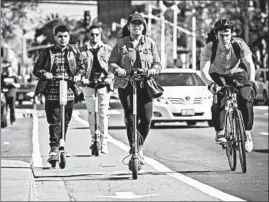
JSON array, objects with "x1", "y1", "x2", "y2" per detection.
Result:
[
  {"x1": 260, "y1": 132, "x2": 268, "y2": 136},
  {"x1": 32, "y1": 108, "x2": 43, "y2": 168},
  {"x1": 72, "y1": 111, "x2": 245, "y2": 202},
  {"x1": 96, "y1": 192, "x2": 158, "y2": 199},
  {"x1": 3, "y1": 142, "x2": 10, "y2": 145}
]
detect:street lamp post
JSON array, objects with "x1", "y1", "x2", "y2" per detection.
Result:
[
  {"x1": 191, "y1": 8, "x2": 196, "y2": 70},
  {"x1": 160, "y1": 1, "x2": 166, "y2": 68}
]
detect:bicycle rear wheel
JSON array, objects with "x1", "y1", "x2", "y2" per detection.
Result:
[
  {"x1": 233, "y1": 109, "x2": 247, "y2": 173},
  {"x1": 224, "y1": 112, "x2": 236, "y2": 171}
]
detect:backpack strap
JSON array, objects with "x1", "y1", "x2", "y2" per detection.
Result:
[
  {"x1": 231, "y1": 38, "x2": 241, "y2": 59},
  {"x1": 211, "y1": 41, "x2": 218, "y2": 64}
]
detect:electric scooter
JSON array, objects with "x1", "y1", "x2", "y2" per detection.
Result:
[
  {"x1": 48, "y1": 75, "x2": 70, "y2": 169},
  {"x1": 129, "y1": 69, "x2": 147, "y2": 180},
  {"x1": 83, "y1": 78, "x2": 110, "y2": 156}
]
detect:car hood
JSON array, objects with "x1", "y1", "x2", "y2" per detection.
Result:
[{"x1": 162, "y1": 86, "x2": 212, "y2": 98}]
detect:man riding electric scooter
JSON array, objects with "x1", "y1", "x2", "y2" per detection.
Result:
[{"x1": 33, "y1": 25, "x2": 85, "y2": 167}]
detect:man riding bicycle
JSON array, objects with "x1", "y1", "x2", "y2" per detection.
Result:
[{"x1": 200, "y1": 19, "x2": 256, "y2": 152}]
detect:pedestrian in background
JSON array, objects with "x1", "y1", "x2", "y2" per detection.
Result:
[{"x1": 1, "y1": 63, "x2": 20, "y2": 124}]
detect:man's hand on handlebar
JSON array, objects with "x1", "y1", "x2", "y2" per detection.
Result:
[
  {"x1": 82, "y1": 77, "x2": 90, "y2": 84},
  {"x1": 114, "y1": 67, "x2": 126, "y2": 76},
  {"x1": 43, "y1": 72, "x2": 53, "y2": 80},
  {"x1": 208, "y1": 82, "x2": 221, "y2": 94},
  {"x1": 74, "y1": 75, "x2": 81, "y2": 82},
  {"x1": 147, "y1": 68, "x2": 157, "y2": 76}
]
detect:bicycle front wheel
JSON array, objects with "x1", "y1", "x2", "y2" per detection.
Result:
[
  {"x1": 233, "y1": 109, "x2": 247, "y2": 173},
  {"x1": 224, "y1": 112, "x2": 236, "y2": 171}
]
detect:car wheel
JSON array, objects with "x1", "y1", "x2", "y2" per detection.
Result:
[
  {"x1": 263, "y1": 91, "x2": 268, "y2": 105},
  {"x1": 19, "y1": 101, "x2": 23, "y2": 105},
  {"x1": 208, "y1": 120, "x2": 214, "y2": 127},
  {"x1": 186, "y1": 121, "x2": 197, "y2": 126}
]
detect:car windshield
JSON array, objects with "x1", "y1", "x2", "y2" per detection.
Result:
[{"x1": 154, "y1": 72, "x2": 206, "y2": 86}]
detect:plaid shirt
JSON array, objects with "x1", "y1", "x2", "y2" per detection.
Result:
[{"x1": 44, "y1": 46, "x2": 75, "y2": 101}]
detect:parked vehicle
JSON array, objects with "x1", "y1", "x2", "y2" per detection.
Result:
[
  {"x1": 1, "y1": 92, "x2": 8, "y2": 128},
  {"x1": 152, "y1": 68, "x2": 213, "y2": 127},
  {"x1": 255, "y1": 68, "x2": 268, "y2": 105},
  {"x1": 16, "y1": 83, "x2": 35, "y2": 105}
]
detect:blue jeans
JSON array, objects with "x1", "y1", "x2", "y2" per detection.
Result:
[{"x1": 45, "y1": 100, "x2": 74, "y2": 148}]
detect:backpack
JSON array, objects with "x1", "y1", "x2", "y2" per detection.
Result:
[{"x1": 205, "y1": 28, "x2": 258, "y2": 67}]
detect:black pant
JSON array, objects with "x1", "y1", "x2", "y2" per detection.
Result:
[
  {"x1": 118, "y1": 82, "x2": 153, "y2": 149},
  {"x1": 45, "y1": 100, "x2": 74, "y2": 148},
  {"x1": 5, "y1": 96, "x2": 16, "y2": 123},
  {"x1": 210, "y1": 71, "x2": 255, "y2": 131}
]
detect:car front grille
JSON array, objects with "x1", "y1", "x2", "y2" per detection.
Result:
[
  {"x1": 173, "y1": 112, "x2": 204, "y2": 117},
  {"x1": 168, "y1": 97, "x2": 203, "y2": 104}
]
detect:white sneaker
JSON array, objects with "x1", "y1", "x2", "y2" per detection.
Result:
[
  {"x1": 215, "y1": 130, "x2": 227, "y2": 143},
  {"x1": 245, "y1": 131, "x2": 253, "y2": 152},
  {"x1": 101, "y1": 141, "x2": 108, "y2": 154},
  {"x1": 138, "y1": 147, "x2": 145, "y2": 165}
]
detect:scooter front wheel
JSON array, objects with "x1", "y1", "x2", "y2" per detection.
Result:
[
  {"x1": 132, "y1": 158, "x2": 139, "y2": 180},
  {"x1": 59, "y1": 151, "x2": 66, "y2": 169},
  {"x1": 91, "y1": 142, "x2": 101, "y2": 156}
]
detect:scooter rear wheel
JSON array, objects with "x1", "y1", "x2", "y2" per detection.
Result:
[
  {"x1": 49, "y1": 160, "x2": 57, "y2": 168},
  {"x1": 59, "y1": 152, "x2": 66, "y2": 169}
]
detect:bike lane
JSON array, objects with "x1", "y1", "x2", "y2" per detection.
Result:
[{"x1": 31, "y1": 109, "x2": 245, "y2": 201}]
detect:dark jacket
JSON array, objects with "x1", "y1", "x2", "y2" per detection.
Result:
[{"x1": 32, "y1": 45, "x2": 85, "y2": 95}]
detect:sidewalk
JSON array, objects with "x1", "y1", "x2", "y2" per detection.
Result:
[{"x1": 1, "y1": 110, "x2": 34, "y2": 201}]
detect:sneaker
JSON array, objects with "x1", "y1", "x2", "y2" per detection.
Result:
[
  {"x1": 89, "y1": 138, "x2": 94, "y2": 150},
  {"x1": 245, "y1": 131, "x2": 253, "y2": 152},
  {"x1": 65, "y1": 151, "x2": 71, "y2": 157},
  {"x1": 101, "y1": 141, "x2": 108, "y2": 154},
  {"x1": 138, "y1": 148, "x2": 145, "y2": 165},
  {"x1": 48, "y1": 146, "x2": 59, "y2": 161},
  {"x1": 215, "y1": 130, "x2": 227, "y2": 143}
]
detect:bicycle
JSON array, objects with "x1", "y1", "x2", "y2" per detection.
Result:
[
  {"x1": 216, "y1": 79, "x2": 250, "y2": 173},
  {"x1": 128, "y1": 68, "x2": 148, "y2": 180},
  {"x1": 47, "y1": 75, "x2": 73, "y2": 169}
]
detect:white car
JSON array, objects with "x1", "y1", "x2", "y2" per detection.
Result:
[
  {"x1": 255, "y1": 68, "x2": 268, "y2": 105},
  {"x1": 152, "y1": 68, "x2": 213, "y2": 127}
]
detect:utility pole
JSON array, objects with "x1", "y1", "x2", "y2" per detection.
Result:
[
  {"x1": 147, "y1": 3, "x2": 152, "y2": 36},
  {"x1": 191, "y1": 8, "x2": 196, "y2": 70},
  {"x1": 172, "y1": 4, "x2": 178, "y2": 64},
  {"x1": 160, "y1": 0, "x2": 166, "y2": 68}
]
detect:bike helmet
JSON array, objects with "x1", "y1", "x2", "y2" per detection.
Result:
[{"x1": 213, "y1": 19, "x2": 235, "y2": 33}]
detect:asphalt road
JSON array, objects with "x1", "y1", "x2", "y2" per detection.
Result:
[{"x1": 79, "y1": 101, "x2": 268, "y2": 201}]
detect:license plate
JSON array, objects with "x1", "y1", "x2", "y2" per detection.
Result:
[
  {"x1": 181, "y1": 109, "x2": 195, "y2": 116},
  {"x1": 18, "y1": 93, "x2": 24, "y2": 100}
]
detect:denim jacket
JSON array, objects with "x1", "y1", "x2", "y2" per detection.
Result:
[
  {"x1": 32, "y1": 45, "x2": 85, "y2": 95},
  {"x1": 79, "y1": 41, "x2": 112, "y2": 80},
  {"x1": 108, "y1": 36, "x2": 162, "y2": 89}
]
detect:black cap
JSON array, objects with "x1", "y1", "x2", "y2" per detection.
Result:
[{"x1": 128, "y1": 14, "x2": 146, "y2": 24}]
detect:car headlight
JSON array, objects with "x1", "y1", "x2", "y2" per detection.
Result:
[
  {"x1": 26, "y1": 92, "x2": 35, "y2": 97},
  {"x1": 155, "y1": 97, "x2": 169, "y2": 104}
]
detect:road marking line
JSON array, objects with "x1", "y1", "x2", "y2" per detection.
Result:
[
  {"x1": 72, "y1": 111, "x2": 245, "y2": 202},
  {"x1": 96, "y1": 191, "x2": 158, "y2": 199},
  {"x1": 32, "y1": 108, "x2": 43, "y2": 168},
  {"x1": 3, "y1": 142, "x2": 10, "y2": 145},
  {"x1": 260, "y1": 132, "x2": 268, "y2": 136}
]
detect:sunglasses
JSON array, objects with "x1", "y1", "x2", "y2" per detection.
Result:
[{"x1": 90, "y1": 33, "x2": 100, "y2": 37}]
